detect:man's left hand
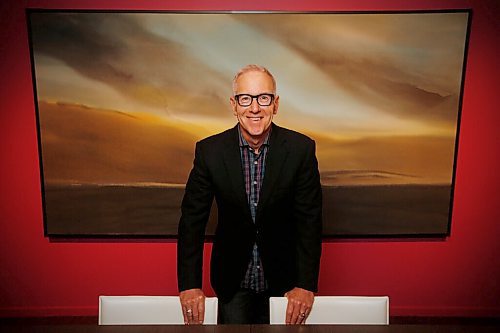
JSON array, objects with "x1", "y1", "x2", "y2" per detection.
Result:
[{"x1": 284, "y1": 287, "x2": 314, "y2": 324}]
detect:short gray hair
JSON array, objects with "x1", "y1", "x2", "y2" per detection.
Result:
[{"x1": 232, "y1": 64, "x2": 277, "y2": 94}]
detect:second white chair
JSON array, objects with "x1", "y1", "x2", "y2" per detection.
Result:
[
  {"x1": 269, "y1": 296, "x2": 389, "y2": 325},
  {"x1": 98, "y1": 295, "x2": 218, "y2": 325}
]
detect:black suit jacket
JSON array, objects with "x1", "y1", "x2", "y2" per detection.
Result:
[{"x1": 177, "y1": 123, "x2": 322, "y2": 302}]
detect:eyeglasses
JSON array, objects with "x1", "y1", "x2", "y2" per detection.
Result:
[{"x1": 234, "y1": 93, "x2": 275, "y2": 107}]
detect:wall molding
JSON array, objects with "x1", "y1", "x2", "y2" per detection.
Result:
[
  {"x1": 391, "y1": 305, "x2": 500, "y2": 318},
  {"x1": 0, "y1": 306, "x2": 96, "y2": 317}
]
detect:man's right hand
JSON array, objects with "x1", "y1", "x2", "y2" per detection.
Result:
[{"x1": 179, "y1": 288, "x2": 206, "y2": 325}]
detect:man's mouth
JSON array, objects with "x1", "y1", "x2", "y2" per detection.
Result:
[{"x1": 247, "y1": 116, "x2": 263, "y2": 122}]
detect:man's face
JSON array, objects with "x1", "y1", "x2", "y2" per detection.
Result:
[{"x1": 230, "y1": 71, "x2": 279, "y2": 143}]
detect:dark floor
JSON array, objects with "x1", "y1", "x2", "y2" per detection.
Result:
[{"x1": 0, "y1": 316, "x2": 499, "y2": 326}]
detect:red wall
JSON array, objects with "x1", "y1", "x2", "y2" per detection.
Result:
[{"x1": 1, "y1": 0, "x2": 499, "y2": 317}]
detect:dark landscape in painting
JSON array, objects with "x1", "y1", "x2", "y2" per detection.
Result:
[{"x1": 45, "y1": 184, "x2": 450, "y2": 237}]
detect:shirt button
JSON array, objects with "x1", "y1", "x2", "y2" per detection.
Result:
[
  {"x1": 253, "y1": 181, "x2": 257, "y2": 185},
  {"x1": 253, "y1": 202, "x2": 257, "y2": 206},
  {"x1": 254, "y1": 161, "x2": 258, "y2": 165},
  {"x1": 257, "y1": 266, "x2": 260, "y2": 269}
]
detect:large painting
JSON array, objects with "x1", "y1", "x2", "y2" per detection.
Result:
[{"x1": 27, "y1": 10, "x2": 470, "y2": 237}]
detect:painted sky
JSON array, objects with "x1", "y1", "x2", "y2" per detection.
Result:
[{"x1": 29, "y1": 12, "x2": 469, "y2": 185}]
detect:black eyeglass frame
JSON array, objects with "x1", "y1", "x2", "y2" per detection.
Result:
[{"x1": 234, "y1": 93, "x2": 275, "y2": 107}]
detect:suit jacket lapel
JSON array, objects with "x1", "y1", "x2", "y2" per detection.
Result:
[
  {"x1": 222, "y1": 125, "x2": 253, "y2": 221},
  {"x1": 257, "y1": 124, "x2": 289, "y2": 224}
]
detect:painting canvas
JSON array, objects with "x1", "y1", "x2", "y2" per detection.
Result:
[{"x1": 27, "y1": 10, "x2": 470, "y2": 237}]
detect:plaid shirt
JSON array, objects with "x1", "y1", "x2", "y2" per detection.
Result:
[{"x1": 238, "y1": 126, "x2": 271, "y2": 292}]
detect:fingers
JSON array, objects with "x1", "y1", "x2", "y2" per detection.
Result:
[
  {"x1": 290, "y1": 301, "x2": 301, "y2": 325},
  {"x1": 298, "y1": 305, "x2": 309, "y2": 324},
  {"x1": 191, "y1": 301, "x2": 201, "y2": 324},
  {"x1": 284, "y1": 288, "x2": 314, "y2": 325},
  {"x1": 182, "y1": 298, "x2": 203, "y2": 324},
  {"x1": 285, "y1": 300, "x2": 293, "y2": 324},
  {"x1": 179, "y1": 289, "x2": 205, "y2": 325},
  {"x1": 293, "y1": 304, "x2": 309, "y2": 324},
  {"x1": 286, "y1": 298, "x2": 309, "y2": 324},
  {"x1": 182, "y1": 305, "x2": 192, "y2": 324},
  {"x1": 197, "y1": 296, "x2": 205, "y2": 324}
]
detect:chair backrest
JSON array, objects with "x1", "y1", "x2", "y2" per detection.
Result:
[
  {"x1": 98, "y1": 296, "x2": 218, "y2": 325},
  {"x1": 270, "y1": 296, "x2": 389, "y2": 325}
]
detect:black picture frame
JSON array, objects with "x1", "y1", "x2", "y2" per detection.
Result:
[{"x1": 26, "y1": 9, "x2": 471, "y2": 238}]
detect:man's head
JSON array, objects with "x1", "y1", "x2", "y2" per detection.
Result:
[{"x1": 230, "y1": 65, "x2": 279, "y2": 146}]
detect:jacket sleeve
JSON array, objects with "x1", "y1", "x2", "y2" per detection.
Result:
[
  {"x1": 177, "y1": 141, "x2": 214, "y2": 292},
  {"x1": 293, "y1": 139, "x2": 322, "y2": 292}
]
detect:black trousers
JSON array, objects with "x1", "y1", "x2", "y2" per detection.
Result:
[{"x1": 218, "y1": 289, "x2": 270, "y2": 324}]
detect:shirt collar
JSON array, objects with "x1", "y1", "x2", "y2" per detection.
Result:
[{"x1": 238, "y1": 124, "x2": 272, "y2": 148}]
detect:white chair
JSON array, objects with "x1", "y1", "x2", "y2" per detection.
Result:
[
  {"x1": 98, "y1": 295, "x2": 218, "y2": 325},
  {"x1": 270, "y1": 296, "x2": 389, "y2": 325}
]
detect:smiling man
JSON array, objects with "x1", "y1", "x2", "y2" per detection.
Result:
[{"x1": 177, "y1": 65, "x2": 322, "y2": 325}]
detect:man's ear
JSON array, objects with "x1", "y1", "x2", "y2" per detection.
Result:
[
  {"x1": 230, "y1": 96, "x2": 237, "y2": 116},
  {"x1": 273, "y1": 95, "x2": 280, "y2": 115}
]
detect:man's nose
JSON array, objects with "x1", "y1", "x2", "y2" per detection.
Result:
[{"x1": 249, "y1": 98, "x2": 260, "y2": 112}]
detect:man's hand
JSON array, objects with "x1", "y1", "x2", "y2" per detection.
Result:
[
  {"x1": 284, "y1": 287, "x2": 314, "y2": 325},
  {"x1": 179, "y1": 288, "x2": 205, "y2": 325}
]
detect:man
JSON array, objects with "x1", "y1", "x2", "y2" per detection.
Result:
[{"x1": 177, "y1": 64, "x2": 322, "y2": 325}]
